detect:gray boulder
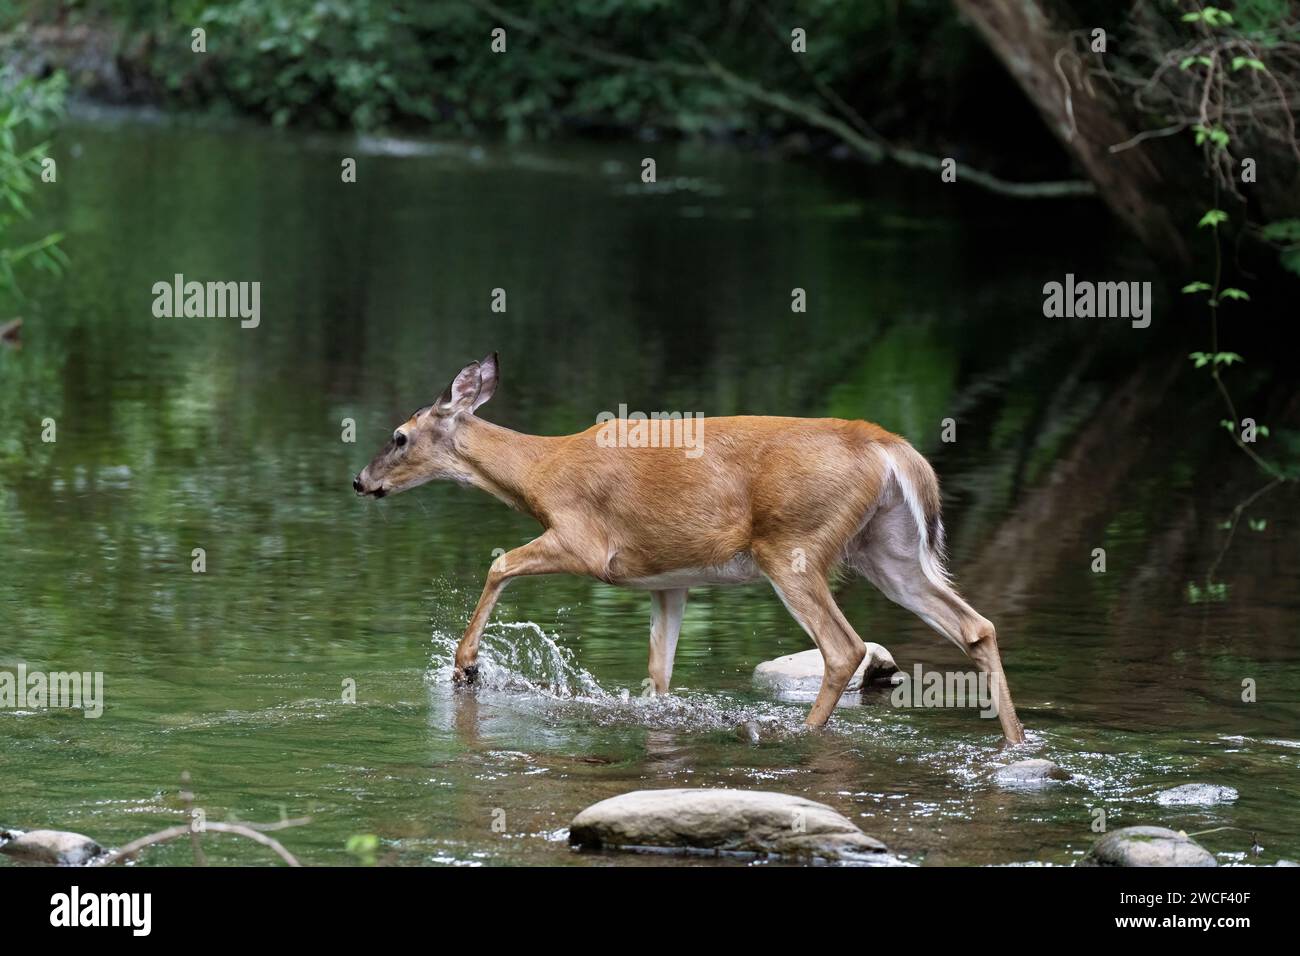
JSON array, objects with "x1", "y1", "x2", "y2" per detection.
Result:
[
  {"x1": 1084, "y1": 826, "x2": 1217, "y2": 867},
  {"x1": 753, "y1": 644, "x2": 899, "y2": 699},
  {"x1": 0, "y1": 828, "x2": 103, "y2": 866},
  {"x1": 993, "y1": 759, "x2": 1071, "y2": 788},
  {"x1": 1155, "y1": 784, "x2": 1239, "y2": 807},
  {"x1": 569, "y1": 788, "x2": 895, "y2": 863}
]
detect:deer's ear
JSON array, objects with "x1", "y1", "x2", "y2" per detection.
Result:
[
  {"x1": 437, "y1": 360, "x2": 482, "y2": 412},
  {"x1": 473, "y1": 352, "x2": 499, "y2": 411}
]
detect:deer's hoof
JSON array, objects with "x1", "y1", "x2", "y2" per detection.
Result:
[{"x1": 453, "y1": 664, "x2": 479, "y2": 686}]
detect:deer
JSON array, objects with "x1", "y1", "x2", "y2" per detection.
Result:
[{"x1": 353, "y1": 354, "x2": 1024, "y2": 742}]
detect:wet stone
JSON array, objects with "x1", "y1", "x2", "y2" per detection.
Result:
[
  {"x1": 0, "y1": 828, "x2": 103, "y2": 866},
  {"x1": 753, "y1": 643, "x2": 900, "y2": 700},
  {"x1": 569, "y1": 788, "x2": 899, "y2": 864},
  {"x1": 1084, "y1": 826, "x2": 1217, "y2": 867},
  {"x1": 1154, "y1": 783, "x2": 1239, "y2": 807},
  {"x1": 992, "y1": 759, "x2": 1071, "y2": 788}
]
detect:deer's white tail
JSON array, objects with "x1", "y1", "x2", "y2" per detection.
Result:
[{"x1": 882, "y1": 442, "x2": 951, "y2": 588}]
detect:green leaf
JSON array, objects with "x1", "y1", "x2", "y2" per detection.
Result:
[
  {"x1": 1219, "y1": 287, "x2": 1250, "y2": 300},
  {"x1": 1182, "y1": 281, "x2": 1212, "y2": 293},
  {"x1": 1261, "y1": 219, "x2": 1300, "y2": 243},
  {"x1": 1198, "y1": 209, "x2": 1229, "y2": 228}
]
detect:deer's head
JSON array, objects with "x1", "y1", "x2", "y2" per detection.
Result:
[{"x1": 353, "y1": 353, "x2": 499, "y2": 499}]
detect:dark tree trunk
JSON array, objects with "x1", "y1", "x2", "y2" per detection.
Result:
[{"x1": 954, "y1": 0, "x2": 1191, "y2": 265}]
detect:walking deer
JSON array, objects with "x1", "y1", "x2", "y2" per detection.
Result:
[{"x1": 353, "y1": 354, "x2": 1024, "y2": 742}]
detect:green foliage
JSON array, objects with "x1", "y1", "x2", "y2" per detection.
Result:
[
  {"x1": 1198, "y1": 208, "x2": 1229, "y2": 228},
  {"x1": 65, "y1": 0, "x2": 970, "y2": 138},
  {"x1": 1192, "y1": 124, "x2": 1229, "y2": 149},
  {"x1": 344, "y1": 833, "x2": 380, "y2": 865},
  {"x1": 1260, "y1": 219, "x2": 1300, "y2": 276},
  {"x1": 1185, "y1": 580, "x2": 1229, "y2": 603},
  {"x1": 1189, "y1": 351, "x2": 1242, "y2": 368},
  {"x1": 1182, "y1": 7, "x2": 1233, "y2": 27},
  {"x1": 0, "y1": 67, "x2": 68, "y2": 303},
  {"x1": 1233, "y1": 0, "x2": 1300, "y2": 35}
]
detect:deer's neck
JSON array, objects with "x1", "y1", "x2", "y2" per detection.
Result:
[{"x1": 454, "y1": 416, "x2": 553, "y2": 517}]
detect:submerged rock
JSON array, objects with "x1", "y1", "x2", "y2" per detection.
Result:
[
  {"x1": 752, "y1": 644, "x2": 899, "y2": 699},
  {"x1": 992, "y1": 759, "x2": 1071, "y2": 788},
  {"x1": 1084, "y1": 826, "x2": 1217, "y2": 867},
  {"x1": 1155, "y1": 783, "x2": 1239, "y2": 807},
  {"x1": 569, "y1": 788, "x2": 894, "y2": 863},
  {"x1": 0, "y1": 828, "x2": 103, "y2": 866}
]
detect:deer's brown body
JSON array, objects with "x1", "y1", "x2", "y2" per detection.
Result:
[{"x1": 354, "y1": 355, "x2": 1024, "y2": 742}]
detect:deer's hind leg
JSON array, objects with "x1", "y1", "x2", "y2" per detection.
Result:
[{"x1": 848, "y1": 503, "x2": 1024, "y2": 743}]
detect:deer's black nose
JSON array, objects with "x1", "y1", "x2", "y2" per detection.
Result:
[{"x1": 352, "y1": 475, "x2": 363, "y2": 494}]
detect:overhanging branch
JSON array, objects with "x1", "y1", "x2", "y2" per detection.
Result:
[{"x1": 467, "y1": 0, "x2": 1096, "y2": 199}]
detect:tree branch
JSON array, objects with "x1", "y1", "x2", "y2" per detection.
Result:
[
  {"x1": 467, "y1": 0, "x2": 1096, "y2": 199},
  {"x1": 94, "y1": 819, "x2": 308, "y2": 867}
]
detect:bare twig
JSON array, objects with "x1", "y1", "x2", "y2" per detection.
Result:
[
  {"x1": 95, "y1": 819, "x2": 310, "y2": 867},
  {"x1": 178, "y1": 771, "x2": 207, "y2": 867},
  {"x1": 1109, "y1": 122, "x2": 1188, "y2": 153}
]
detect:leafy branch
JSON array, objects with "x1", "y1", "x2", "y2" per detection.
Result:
[
  {"x1": 0, "y1": 66, "x2": 69, "y2": 304},
  {"x1": 1183, "y1": 204, "x2": 1294, "y2": 593}
]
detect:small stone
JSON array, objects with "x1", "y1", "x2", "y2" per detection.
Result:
[
  {"x1": 753, "y1": 643, "x2": 899, "y2": 700},
  {"x1": 569, "y1": 788, "x2": 897, "y2": 863},
  {"x1": 1154, "y1": 784, "x2": 1239, "y2": 807},
  {"x1": 1084, "y1": 826, "x2": 1216, "y2": 867},
  {"x1": 737, "y1": 720, "x2": 762, "y2": 745},
  {"x1": 0, "y1": 828, "x2": 103, "y2": 866},
  {"x1": 992, "y1": 759, "x2": 1071, "y2": 788}
]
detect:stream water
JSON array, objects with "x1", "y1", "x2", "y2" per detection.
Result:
[{"x1": 2, "y1": 109, "x2": 1296, "y2": 866}]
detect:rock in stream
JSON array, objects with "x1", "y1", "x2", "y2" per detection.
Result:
[
  {"x1": 569, "y1": 788, "x2": 897, "y2": 863},
  {"x1": 753, "y1": 644, "x2": 900, "y2": 699},
  {"x1": 1154, "y1": 783, "x2": 1239, "y2": 807},
  {"x1": 992, "y1": 759, "x2": 1071, "y2": 788},
  {"x1": 1084, "y1": 826, "x2": 1217, "y2": 867},
  {"x1": 0, "y1": 828, "x2": 103, "y2": 866}
]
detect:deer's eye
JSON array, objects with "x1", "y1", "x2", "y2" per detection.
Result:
[{"x1": 393, "y1": 431, "x2": 408, "y2": 448}]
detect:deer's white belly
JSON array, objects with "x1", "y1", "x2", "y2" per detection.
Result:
[{"x1": 620, "y1": 553, "x2": 761, "y2": 590}]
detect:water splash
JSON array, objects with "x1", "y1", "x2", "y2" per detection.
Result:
[
  {"x1": 426, "y1": 621, "x2": 816, "y2": 735},
  {"x1": 428, "y1": 621, "x2": 609, "y2": 701}
]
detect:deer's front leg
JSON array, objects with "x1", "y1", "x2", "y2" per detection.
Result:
[{"x1": 453, "y1": 531, "x2": 578, "y2": 684}]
